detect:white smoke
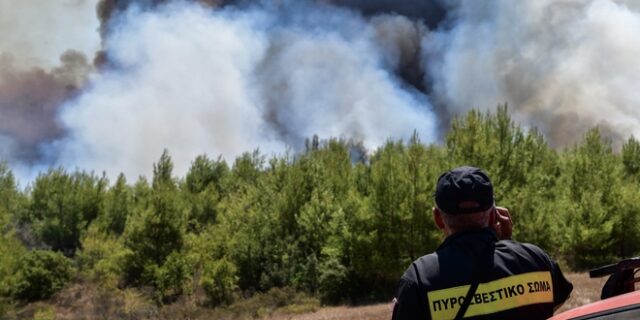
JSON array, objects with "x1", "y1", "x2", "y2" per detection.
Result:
[
  {"x1": 0, "y1": 0, "x2": 99, "y2": 185},
  {"x1": 5, "y1": 0, "x2": 640, "y2": 183},
  {"x1": 0, "y1": 0, "x2": 100, "y2": 69},
  {"x1": 54, "y1": 2, "x2": 437, "y2": 180},
  {"x1": 424, "y1": 0, "x2": 640, "y2": 146}
]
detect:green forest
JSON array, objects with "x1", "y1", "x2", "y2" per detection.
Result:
[{"x1": 2, "y1": 106, "x2": 640, "y2": 317}]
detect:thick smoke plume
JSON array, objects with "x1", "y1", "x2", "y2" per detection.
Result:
[
  {"x1": 56, "y1": 1, "x2": 437, "y2": 180},
  {"x1": 424, "y1": 0, "x2": 640, "y2": 147},
  {"x1": 2, "y1": 0, "x2": 640, "y2": 183},
  {"x1": 0, "y1": 0, "x2": 100, "y2": 69},
  {"x1": 0, "y1": 51, "x2": 91, "y2": 162},
  {"x1": 0, "y1": 0, "x2": 98, "y2": 170}
]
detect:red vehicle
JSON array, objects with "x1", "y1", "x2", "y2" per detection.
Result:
[{"x1": 549, "y1": 257, "x2": 640, "y2": 320}]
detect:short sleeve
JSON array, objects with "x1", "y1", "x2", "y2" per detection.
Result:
[
  {"x1": 521, "y1": 242, "x2": 574, "y2": 307},
  {"x1": 551, "y1": 261, "x2": 573, "y2": 307},
  {"x1": 392, "y1": 277, "x2": 429, "y2": 320}
]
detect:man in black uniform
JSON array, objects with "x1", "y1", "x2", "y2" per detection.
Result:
[{"x1": 392, "y1": 166, "x2": 573, "y2": 320}]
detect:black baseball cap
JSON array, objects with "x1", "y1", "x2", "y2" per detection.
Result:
[{"x1": 435, "y1": 166, "x2": 494, "y2": 214}]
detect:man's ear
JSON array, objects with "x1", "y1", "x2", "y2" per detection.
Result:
[{"x1": 433, "y1": 207, "x2": 445, "y2": 230}]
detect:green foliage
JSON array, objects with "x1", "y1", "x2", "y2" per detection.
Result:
[
  {"x1": 6, "y1": 250, "x2": 72, "y2": 301},
  {"x1": 218, "y1": 180, "x2": 284, "y2": 292},
  {"x1": 153, "y1": 251, "x2": 190, "y2": 303},
  {"x1": 3, "y1": 106, "x2": 640, "y2": 309},
  {"x1": 32, "y1": 306, "x2": 56, "y2": 320},
  {"x1": 76, "y1": 225, "x2": 127, "y2": 288},
  {"x1": 367, "y1": 140, "x2": 410, "y2": 285},
  {"x1": 448, "y1": 105, "x2": 546, "y2": 191},
  {"x1": 230, "y1": 150, "x2": 264, "y2": 192},
  {"x1": 122, "y1": 151, "x2": 189, "y2": 302},
  {"x1": 0, "y1": 232, "x2": 27, "y2": 298},
  {"x1": 27, "y1": 169, "x2": 106, "y2": 255},
  {"x1": 184, "y1": 155, "x2": 228, "y2": 231},
  {"x1": 185, "y1": 155, "x2": 229, "y2": 195},
  {"x1": 153, "y1": 149, "x2": 175, "y2": 189},
  {"x1": 318, "y1": 256, "x2": 348, "y2": 304},
  {"x1": 614, "y1": 184, "x2": 640, "y2": 258},
  {"x1": 101, "y1": 173, "x2": 132, "y2": 235},
  {"x1": 622, "y1": 136, "x2": 640, "y2": 178},
  {"x1": 362, "y1": 137, "x2": 443, "y2": 296},
  {"x1": 122, "y1": 192, "x2": 186, "y2": 281},
  {"x1": 559, "y1": 129, "x2": 620, "y2": 269},
  {"x1": 132, "y1": 176, "x2": 152, "y2": 208},
  {"x1": 201, "y1": 258, "x2": 238, "y2": 306},
  {"x1": 0, "y1": 164, "x2": 28, "y2": 303},
  {"x1": 0, "y1": 162, "x2": 23, "y2": 221}
]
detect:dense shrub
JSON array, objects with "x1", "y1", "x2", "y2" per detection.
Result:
[
  {"x1": 6, "y1": 250, "x2": 73, "y2": 301},
  {"x1": 76, "y1": 225, "x2": 126, "y2": 288},
  {"x1": 26, "y1": 170, "x2": 106, "y2": 256},
  {"x1": 153, "y1": 251, "x2": 191, "y2": 303},
  {"x1": 201, "y1": 258, "x2": 238, "y2": 306},
  {"x1": 318, "y1": 257, "x2": 348, "y2": 304}
]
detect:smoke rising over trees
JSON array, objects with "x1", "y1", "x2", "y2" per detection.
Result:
[
  {"x1": 1, "y1": 0, "x2": 640, "y2": 183},
  {"x1": 0, "y1": 51, "x2": 92, "y2": 163},
  {"x1": 0, "y1": 0, "x2": 98, "y2": 167}
]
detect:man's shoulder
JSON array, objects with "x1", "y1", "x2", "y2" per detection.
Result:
[
  {"x1": 498, "y1": 239, "x2": 555, "y2": 267},
  {"x1": 506, "y1": 240, "x2": 550, "y2": 255},
  {"x1": 401, "y1": 252, "x2": 440, "y2": 283}
]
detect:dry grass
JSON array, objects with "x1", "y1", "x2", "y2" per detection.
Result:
[
  {"x1": 0, "y1": 273, "x2": 614, "y2": 320},
  {"x1": 266, "y1": 304, "x2": 391, "y2": 320},
  {"x1": 279, "y1": 272, "x2": 608, "y2": 320},
  {"x1": 555, "y1": 272, "x2": 608, "y2": 313}
]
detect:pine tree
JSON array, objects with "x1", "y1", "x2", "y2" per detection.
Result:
[
  {"x1": 560, "y1": 128, "x2": 619, "y2": 269},
  {"x1": 28, "y1": 169, "x2": 106, "y2": 256},
  {"x1": 122, "y1": 151, "x2": 189, "y2": 302},
  {"x1": 102, "y1": 173, "x2": 131, "y2": 235}
]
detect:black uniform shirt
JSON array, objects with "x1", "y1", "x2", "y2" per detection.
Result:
[{"x1": 392, "y1": 228, "x2": 573, "y2": 320}]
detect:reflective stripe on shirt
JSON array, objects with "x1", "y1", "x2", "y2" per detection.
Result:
[{"x1": 427, "y1": 271, "x2": 554, "y2": 319}]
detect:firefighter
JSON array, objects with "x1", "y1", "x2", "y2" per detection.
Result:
[{"x1": 392, "y1": 166, "x2": 573, "y2": 319}]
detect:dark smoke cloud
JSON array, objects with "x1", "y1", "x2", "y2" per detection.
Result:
[
  {"x1": 94, "y1": 0, "x2": 446, "y2": 86},
  {"x1": 97, "y1": 0, "x2": 224, "y2": 35},
  {"x1": 0, "y1": 51, "x2": 91, "y2": 163},
  {"x1": 3, "y1": 0, "x2": 640, "y2": 184},
  {"x1": 52, "y1": 1, "x2": 436, "y2": 180},
  {"x1": 0, "y1": 0, "x2": 98, "y2": 180},
  {"x1": 329, "y1": 0, "x2": 448, "y2": 29}
]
